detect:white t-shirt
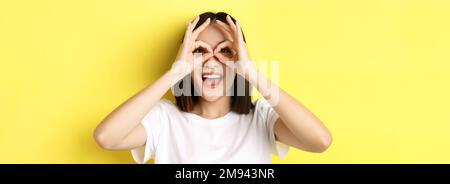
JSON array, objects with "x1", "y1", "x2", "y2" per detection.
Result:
[{"x1": 130, "y1": 98, "x2": 290, "y2": 164}]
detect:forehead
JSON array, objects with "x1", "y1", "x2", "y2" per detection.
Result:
[{"x1": 195, "y1": 23, "x2": 232, "y2": 47}]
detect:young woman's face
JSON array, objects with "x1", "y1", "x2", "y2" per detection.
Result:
[{"x1": 192, "y1": 22, "x2": 236, "y2": 102}]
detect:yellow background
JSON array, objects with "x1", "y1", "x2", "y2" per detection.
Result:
[{"x1": 1, "y1": 0, "x2": 449, "y2": 163}]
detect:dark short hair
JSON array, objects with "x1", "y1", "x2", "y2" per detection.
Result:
[{"x1": 174, "y1": 12, "x2": 254, "y2": 114}]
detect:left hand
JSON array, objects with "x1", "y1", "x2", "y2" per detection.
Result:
[{"x1": 215, "y1": 15, "x2": 256, "y2": 79}]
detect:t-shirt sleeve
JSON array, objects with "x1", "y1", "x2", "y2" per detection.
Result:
[
  {"x1": 256, "y1": 98, "x2": 290, "y2": 158},
  {"x1": 130, "y1": 100, "x2": 169, "y2": 164}
]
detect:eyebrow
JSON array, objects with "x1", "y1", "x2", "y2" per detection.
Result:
[{"x1": 218, "y1": 39, "x2": 232, "y2": 45}]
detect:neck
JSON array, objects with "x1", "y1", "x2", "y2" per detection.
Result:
[{"x1": 192, "y1": 96, "x2": 231, "y2": 119}]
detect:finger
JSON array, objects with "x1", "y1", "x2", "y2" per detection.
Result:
[
  {"x1": 221, "y1": 59, "x2": 238, "y2": 71},
  {"x1": 192, "y1": 18, "x2": 211, "y2": 38},
  {"x1": 185, "y1": 17, "x2": 199, "y2": 39},
  {"x1": 215, "y1": 20, "x2": 233, "y2": 34},
  {"x1": 203, "y1": 52, "x2": 214, "y2": 60},
  {"x1": 194, "y1": 40, "x2": 213, "y2": 53},
  {"x1": 213, "y1": 40, "x2": 233, "y2": 53},
  {"x1": 236, "y1": 21, "x2": 244, "y2": 45},
  {"x1": 214, "y1": 41, "x2": 237, "y2": 64},
  {"x1": 184, "y1": 17, "x2": 199, "y2": 43},
  {"x1": 191, "y1": 16, "x2": 200, "y2": 29},
  {"x1": 183, "y1": 22, "x2": 193, "y2": 43},
  {"x1": 215, "y1": 50, "x2": 236, "y2": 63},
  {"x1": 193, "y1": 41, "x2": 214, "y2": 63},
  {"x1": 226, "y1": 15, "x2": 237, "y2": 33},
  {"x1": 215, "y1": 20, "x2": 234, "y2": 41},
  {"x1": 214, "y1": 52, "x2": 227, "y2": 62}
]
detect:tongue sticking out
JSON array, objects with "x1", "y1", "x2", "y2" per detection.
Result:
[
  {"x1": 202, "y1": 73, "x2": 222, "y2": 89},
  {"x1": 204, "y1": 78, "x2": 220, "y2": 89}
]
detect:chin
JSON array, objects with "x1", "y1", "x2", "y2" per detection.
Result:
[
  {"x1": 200, "y1": 95, "x2": 222, "y2": 102},
  {"x1": 198, "y1": 84, "x2": 226, "y2": 102}
]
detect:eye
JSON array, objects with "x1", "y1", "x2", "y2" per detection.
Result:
[
  {"x1": 192, "y1": 47, "x2": 205, "y2": 53},
  {"x1": 220, "y1": 47, "x2": 232, "y2": 54}
]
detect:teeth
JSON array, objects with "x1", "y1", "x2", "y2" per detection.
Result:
[{"x1": 202, "y1": 74, "x2": 222, "y2": 79}]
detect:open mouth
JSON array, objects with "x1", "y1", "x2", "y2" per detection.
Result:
[{"x1": 202, "y1": 72, "x2": 223, "y2": 89}]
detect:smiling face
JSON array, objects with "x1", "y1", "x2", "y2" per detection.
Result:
[
  {"x1": 175, "y1": 12, "x2": 254, "y2": 114},
  {"x1": 191, "y1": 23, "x2": 237, "y2": 102}
]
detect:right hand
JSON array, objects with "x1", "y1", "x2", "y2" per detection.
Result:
[{"x1": 171, "y1": 16, "x2": 212, "y2": 77}]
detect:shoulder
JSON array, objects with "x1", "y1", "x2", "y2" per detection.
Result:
[
  {"x1": 155, "y1": 99, "x2": 180, "y2": 112},
  {"x1": 251, "y1": 98, "x2": 279, "y2": 125},
  {"x1": 141, "y1": 99, "x2": 185, "y2": 127},
  {"x1": 144, "y1": 99, "x2": 183, "y2": 120},
  {"x1": 253, "y1": 98, "x2": 273, "y2": 114}
]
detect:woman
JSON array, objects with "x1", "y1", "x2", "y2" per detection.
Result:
[{"x1": 94, "y1": 12, "x2": 332, "y2": 164}]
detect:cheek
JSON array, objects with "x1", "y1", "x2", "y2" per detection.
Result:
[
  {"x1": 191, "y1": 69, "x2": 202, "y2": 86},
  {"x1": 222, "y1": 63, "x2": 236, "y2": 89}
]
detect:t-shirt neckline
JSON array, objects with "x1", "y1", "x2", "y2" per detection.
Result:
[{"x1": 183, "y1": 111, "x2": 236, "y2": 124}]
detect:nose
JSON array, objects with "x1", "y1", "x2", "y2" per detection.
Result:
[{"x1": 203, "y1": 56, "x2": 222, "y2": 69}]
